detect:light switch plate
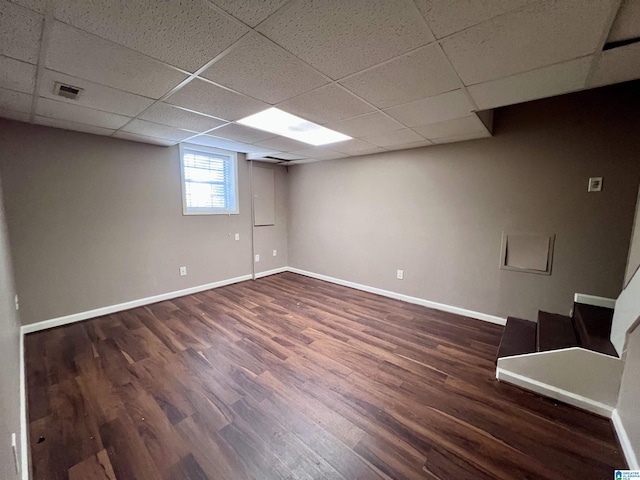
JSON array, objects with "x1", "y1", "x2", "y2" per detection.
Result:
[{"x1": 588, "y1": 177, "x2": 603, "y2": 192}]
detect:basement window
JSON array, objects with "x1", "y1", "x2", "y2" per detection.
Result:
[{"x1": 179, "y1": 144, "x2": 238, "y2": 215}]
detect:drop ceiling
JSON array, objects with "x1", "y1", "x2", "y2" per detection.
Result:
[{"x1": 0, "y1": 0, "x2": 637, "y2": 164}]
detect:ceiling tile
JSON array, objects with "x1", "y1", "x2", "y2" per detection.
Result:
[
  {"x1": 329, "y1": 138, "x2": 378, "y2": 154},
  {"x1": 114, "y1": 131, "x2": 176, "y2": 146},
  {"x1": 468, "y1": 56, "x2": 592, "y2": 110},
  {"x1": 206, "y1": 123, "x2": 275, "y2": 144},
  {"x1": 200, "y1": 33, "x2": 327, "y2": 104},
  {"x1": 6, "y1": 0, "x2": 47, "y2": 14},
  {"x1": 254, "y1": 136, "x2": 309, "y2": 152},
  {"x1": 188, "y1": 134, "x2": 276, "y2": 153},
  {"x1": 441, "y1": 0, "x2": 613, "y2": 85},
  {"x1": 361, "y1": 128, "x2": 424, "y2": 147},
  {"x1": 51, "y1": 0, "x2": 247, "y2": 72},
  {"x1": 414, "y1": 0, "x2": 534, "y2": 38},
  {"x1": 277, "y1": 84, "x2": 374, "y2": 125},
  {"x1": 413, "y1": 114, "x2": 488, "y2": 140},
  {"x1": 36, "y1": 97, "x2": 131, "y2": 129},
  {"x1": 430, "y1": 131, "x2": 491, "y2": 144},
  {"x1": 0, "y1": 109, "x2": 29, "y2": 122},
  {"x1": 589, "y1": 43, "x2": 640, "y2": 88},
  {"x1": 0, "y1": 1, "x2": 42, "y2": 63},
  {"x1": 35, "y1": 115, "x2": 115, "y2": 136},
  {"x1": 166, "y1": 78, "x2": 268, "y2": 121},
  {"x1": 289, "y1": 146, "x2": 344, "y2": 159},
  {"x1": 40, "y1": 69, "x2": 155, "y2": 117},
  {"x1": 0, "y1": 55, "x2": 36, "y2": 93},
  {"x1": 607, "y1": 0, "x2": 640, "y2": 43},
  {"x1": 327, "y1": 112, "x2": 404, "y2": 138},
  {"x1": 384, "y1": 139, "x2": 433, "y2": 151},
  {"x1": 207, "y1": 0, "x2": 289, "y2": 27},
  {"x1": 340, "y1": 44, "x2": 460, "y2": 108},
  {"x1": 139, "y1": 103, "x2": 226, "y2": 132},
  {"x1": 0, "y1": 87, "x2": 31, "y2": 112},
  {"x1": 257, "y1": 0, "x2": 435, "y2": 79},
  {"x1": 46, "y1": 21, "x2": 188, "y2": 99},
  {"x1": 385, "y1": 89, "x2": 475, "y2": 127},
  {"x1": 122, "y1": 119, "x2": 195, "y2": 142}
]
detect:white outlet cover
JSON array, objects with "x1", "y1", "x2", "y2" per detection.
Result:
[
  {"x1": 588, "y1": 177, "x2": 603, "y2": 192},
  {"x1": 179, "y1": 266, "x2": 187, "y2": 276},
  {"x1": 397, "y1": 269, "x2": 404, "y2": 280},
  {"x1": 273, "y1": 249, "x2": 277, "y2": 256},
  {"x1": 255, "y1": 254, "x2": 260, "y2": 262},
  {"x1": 235, "y1": 233, "x2": 240, "y2": 240}
]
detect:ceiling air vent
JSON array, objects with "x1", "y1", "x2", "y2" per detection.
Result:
[{"x1": 53, "y1": 82, "x2": 83, "y2": 100}]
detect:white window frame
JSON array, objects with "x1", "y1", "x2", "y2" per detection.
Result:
[{"x1": 179, "y1": 143, "x2": 239, "y2": 215}]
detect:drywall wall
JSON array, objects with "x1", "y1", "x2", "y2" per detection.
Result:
[
  {"x1": 624, "y1": 187, "x2": 640, "y2": 287},
  {"x1": 287, "y1": 82, "x2": 640, "y2": 321},
  {"x1": 0, "y1": 177, "x2": 21, "y2": 479},
  {"x1": 497, "y1": 348, "x2": 623, "y2": 416},
  {"x1": 252, "y1": 163, "x2": 289, "y2": 275},
  {"x1": 616, "y1": 318, "x2": 640, "y2": 468},
  {"x1": 0, "y1": 120, "x2": 288, "y2": 325}
]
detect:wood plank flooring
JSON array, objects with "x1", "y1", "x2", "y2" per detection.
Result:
[{"x1": 26, "y1": 272, "x2": 626, "y2": 479}]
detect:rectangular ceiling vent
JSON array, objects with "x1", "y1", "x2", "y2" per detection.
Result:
[{"x1": 53, "y1": 82, "x2": 83, "y2": 100}]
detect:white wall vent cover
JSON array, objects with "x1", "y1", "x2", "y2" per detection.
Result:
[{"x1": 53, "y1": 82, "x2": 83, "y2": 100}]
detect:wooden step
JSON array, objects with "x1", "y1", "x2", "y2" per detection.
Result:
[
  {"x1": 573, "y1": 303, "x2": 617, "y2": 357},
  {"x1": 496, "y1": 317, "x2": 537, "y2": 362},
  {"x1": 537, "y1": 311, "x2": 578, "y2": 352}
]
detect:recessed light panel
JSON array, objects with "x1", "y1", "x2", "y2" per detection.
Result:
[{"x1": 237, "y1": 107, "x2": 351, "y2": 146}]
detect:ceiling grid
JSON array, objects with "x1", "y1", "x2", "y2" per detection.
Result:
[{"x1": 0, "y1": 0, "x2": 635, "y2": 162}]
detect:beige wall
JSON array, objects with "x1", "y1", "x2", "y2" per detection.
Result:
[
  {"x1": 616, "y1": 179, "x2": 640, "y2": 468},
  {"x1": 617, "y1": 312, "x2": 640, "y2": 468},
  {"x1": 0, "y1": 176, "x2": 21, "y2": 479},
  {"x1": 625, "y1": 187, "x2": 640, "y2": 287},
  {"x1": 287, "y1": 83, "x2": 640, "y2": 321},
  {"x1": 0, "y1": 120, "x2": 288, "y2": 325}
]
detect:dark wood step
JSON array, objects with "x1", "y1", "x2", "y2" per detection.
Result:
[
  {"x1": 573, "y1": 303, "x2": 617, "y2": 357},
  {"x1": 537, "y1": 311, "x2": 578, "y2": 352},
  {"x1": 496, "y1": 317, "x2": 537, "y2": 362}
]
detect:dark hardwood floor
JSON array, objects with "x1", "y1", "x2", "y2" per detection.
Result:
[{"x1": 26, "y1": 272, "x2": 625, "y2": 479}]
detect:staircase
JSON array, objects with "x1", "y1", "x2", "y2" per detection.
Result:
[{"x1": 496, "y1": 301, "x2": 617, "y2": 362}]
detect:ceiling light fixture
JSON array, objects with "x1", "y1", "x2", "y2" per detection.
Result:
[{"x1": 237, "y1": 107, "x2": 351, "y2": 146}]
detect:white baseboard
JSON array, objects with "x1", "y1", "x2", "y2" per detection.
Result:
[
  {"x1": 288, "y1": 267, "x2": 506, "y2": 326},
  {"x1": 496, "y1": 367, "x2": 614, "y2": 418},
  {"x1": 21, "y1": 273, "x2": 253, "y2": 334},
  {"x1": 612, "y1": 408, "x2": 639, "y2": 469},
  {"x1": 255, "y1": 267, "x2": 288, "y2": 279},
  {"x1": 574, "y1": 293, "x2": 616, "y2": 309}
]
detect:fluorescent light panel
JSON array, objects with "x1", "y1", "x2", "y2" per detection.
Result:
[{"x1": 237, "y1": 108, "x2": 351, "y2": 146}]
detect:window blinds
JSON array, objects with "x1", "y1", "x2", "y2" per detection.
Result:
[{"x1": 182, "y1": 149, "x2": 237, "y2": 213}]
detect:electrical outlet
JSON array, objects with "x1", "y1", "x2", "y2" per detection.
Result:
[
  {"x1": 273, "y1": 249, "x2": 277, "y2": 257},
  {"x1": 234, "y1": 233, "x2": 240, "y2": 241},
  {"x1": 255, "y1": 254, "x2": 260, "y2": 262},
  {"x1": 396, "y1": 269, "x2": 404, "y2": 280},
  {"x1": 11, "y1": 433, "x2": 19, "y2": 474},
  {"x1": 179, "y1": 266, "x2": 187, "y2": 276},
  {"x1": 14, "y1": 294, "x2": 19, "y2": 311}
]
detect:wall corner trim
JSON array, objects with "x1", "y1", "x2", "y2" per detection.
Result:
[
  {"x1": 19, "y1": 331, "x2": 28, "y2": 480},
  {"x1": 287, "y1": 267, "x2": 506, "y2": 326},
  {"x1": 255, "y1": 267, "x2": 289, "y2": 279},
  {"x1": 612, "y1": 408, "x2": 640, "y2": 469}
]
